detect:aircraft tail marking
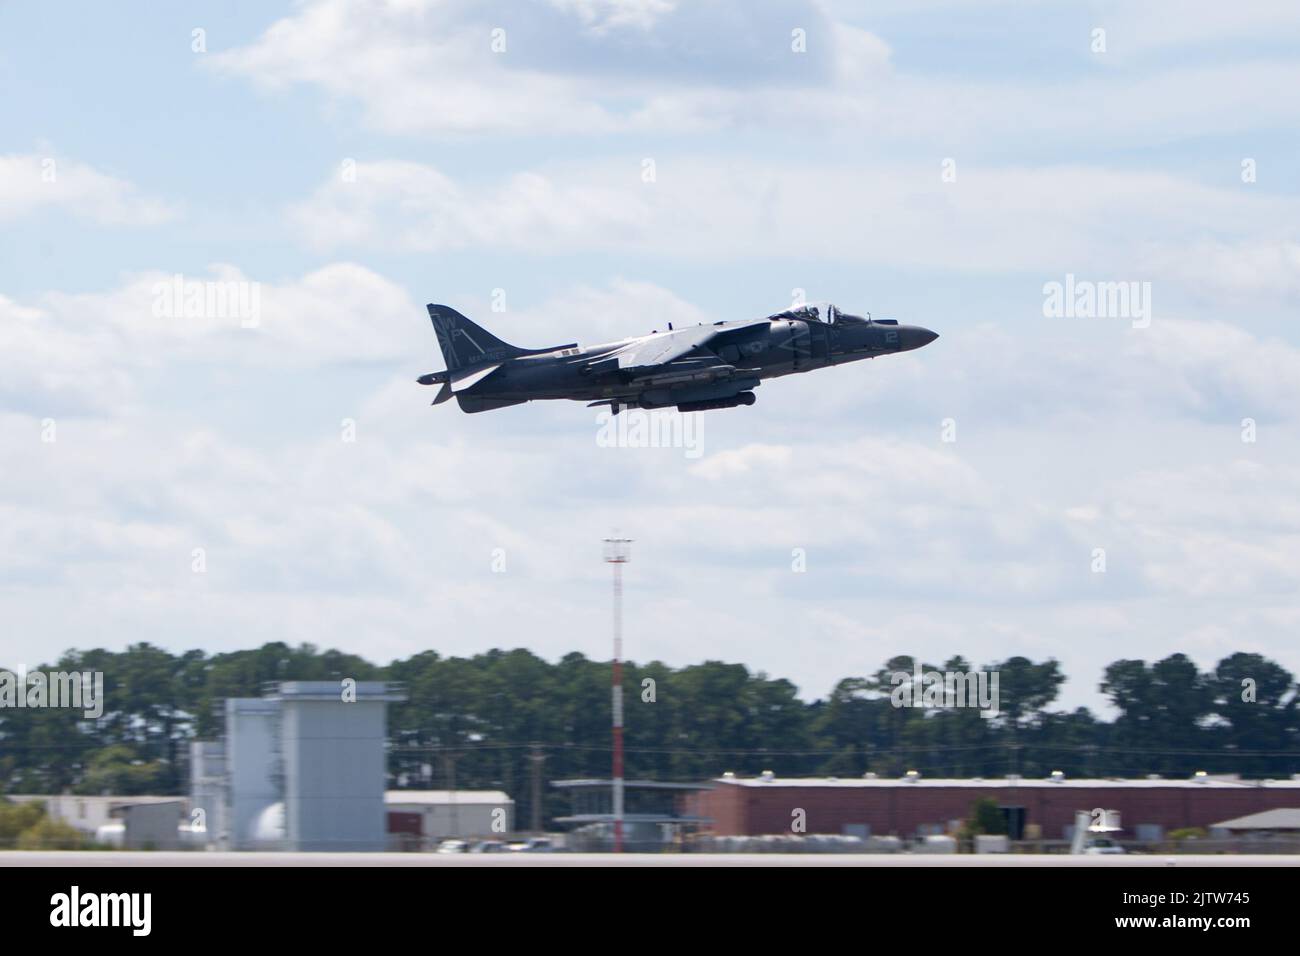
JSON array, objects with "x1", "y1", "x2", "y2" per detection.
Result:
[{"x1": 427, "y1": 304, "x2": 528, "y2": 372}]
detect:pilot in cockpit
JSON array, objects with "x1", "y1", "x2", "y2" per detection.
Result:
[{"x1": 769, "y1": 302, "x2": 870, "y2": 324}]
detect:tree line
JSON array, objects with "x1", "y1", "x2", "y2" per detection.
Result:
[{"x1": 1, "y1": 643, "x2": 1296, "y2": 827}]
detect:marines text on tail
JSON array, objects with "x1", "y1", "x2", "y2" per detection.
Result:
[{"x1": 417, "y1": 302, "x2": 938, "y2": 414}]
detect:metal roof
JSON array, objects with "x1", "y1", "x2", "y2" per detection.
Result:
[
  {"x1": 715, "y1": 775, "x2": 1300, "y2": 790},
  {"x1": 554, "y1": 814, "x2": 712, "y2": 824},
  {"x1": 268, "y1": 680, "x2": 406, "y2": 702},
  {"x1": 551, "y1": 778, "x2": 713, "y2": 791},
  {"x1": 1211, "y1": 808, "x2": 1300, "y2": 830},
  {"x1": 384, "y1": 790, "x2": 512, "y2": 806},
  {"x1": 7, "y1": 794, "x2": 185, "y2": 807}
]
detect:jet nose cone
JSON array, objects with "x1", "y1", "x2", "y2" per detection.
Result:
[{"x1": 898, "y1": 326, "x2": 939, "y2": 351}]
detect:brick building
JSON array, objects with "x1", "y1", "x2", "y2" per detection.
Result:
[{"x1": 694, "y1": 772, "x2": 1300, "y2": 841}]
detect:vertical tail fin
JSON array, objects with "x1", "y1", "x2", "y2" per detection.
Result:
[{"x1": 427, "y1": 304, "x2": 527, "y2": 372}]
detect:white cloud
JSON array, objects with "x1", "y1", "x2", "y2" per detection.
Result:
[
  {"x1": 210, "y1": 0, "x2": 742, "y2": 135},
  {"x1": 3, "y1": 263, "x2": 424, "y2": 416},
  {"x1": 290, "y1": 161, "x2": 652, "y2": 253},
  {"x1": 289, "y1": 158, "x2": 1300, "y2": 305},
  {"x1": 903, "y1": 317, "x2": 1300, "y2": 428},
  {"x1": 208, "y1": 0, "x2": 880, "y2": 136},
  {"x1": 210, "y1": 0, "x2": 1300, "y2": 147},
  {"x1": 1096, "y1": 0, "x2": 1300, "y2": 55},
  {"x1": 1143, "y1": 239, "x2": 1300, "y2": 307},
  {"x1": 548, "y1": 0, "x2": 677, "y2": 34},
  {"x1": 0, "y1": 153, "x2": 174, "y2": 226},
  {"x1": 1122, "y1": 318, "x2": 1300, "y2": 419},
  {"x1": 1090, "y1": 460, "x2": 1300, "y2": 598},
  {"x1": 0, "y1": 294, "x2": 137, "y2": 415}
]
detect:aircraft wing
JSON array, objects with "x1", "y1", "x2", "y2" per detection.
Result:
[
  {"x1": 613, "y1": 320, "x2": 768, "y2": 373},
  {"x1": 625, "y1": 356, "x2": 748, "y2": 387}
]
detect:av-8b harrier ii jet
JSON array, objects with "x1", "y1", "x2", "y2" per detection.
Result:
[{"x1": 417, "y1": 301, "x2": 937, "y2": 414}]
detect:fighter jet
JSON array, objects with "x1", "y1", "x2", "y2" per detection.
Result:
[{"x1": 417, "y1": 301, "x2": 938, "y2": 413}]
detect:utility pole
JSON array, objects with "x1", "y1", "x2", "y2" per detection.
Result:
[
  {"x1": 603, "y1": 536, "x2": 632, "y2": 852},
  {"x1": 443, "y1": 751, "x2": 459, "y2": 840},
  {"x1": 529, "y1": 743, "x2": 546, "y2": 834}
]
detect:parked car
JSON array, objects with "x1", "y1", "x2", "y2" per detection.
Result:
[
  {"x1": 507, "y1": 837, "x2": 556, "y2": 853},
  {"x1": 1084, "y1": 837, "x2": 1126, "y2": 854}
]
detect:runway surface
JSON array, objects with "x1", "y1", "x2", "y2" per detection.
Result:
[{"x1": 5, "y1": 851, "x2": 1299, "y2": 867}]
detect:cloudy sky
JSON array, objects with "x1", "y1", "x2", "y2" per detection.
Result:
[{"x1": 3, "y1": 0, "x2": 1299, "y2": 712}]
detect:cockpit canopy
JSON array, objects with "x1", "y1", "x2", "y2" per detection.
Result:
[{"x1": 767, "y1": 301, "x2": 871, "y2": 324}]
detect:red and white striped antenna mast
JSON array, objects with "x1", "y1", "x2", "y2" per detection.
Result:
[{"x1": 603, "y1": 534, "x2": 632, "y2": 853}]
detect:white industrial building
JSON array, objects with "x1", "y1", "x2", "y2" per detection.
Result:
[
  {"x1": 6, "y1": 794, "x2": 190, "y2": 848},
  {"x1": 385, "y1": 790, "x2": 514, "y2": 843},
  {"x1": 190, "y1": 680, "x2": 405, "y2": 852}
]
